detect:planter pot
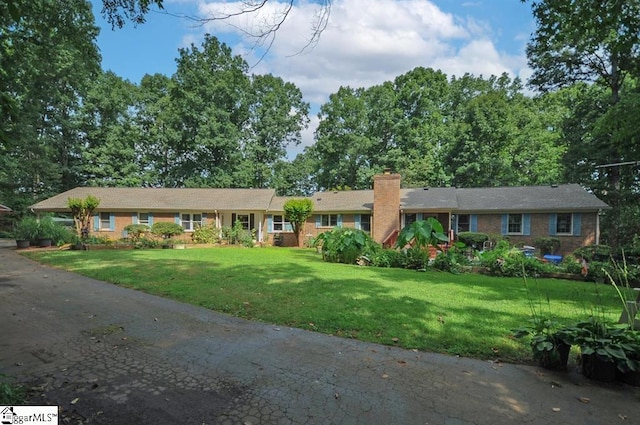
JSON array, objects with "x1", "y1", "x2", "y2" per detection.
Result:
[
  {"x1": 38, "y1": 238, "x2": 52, "y2": 248},
  {"x1": 15, "y1": 239, "x2": 30, "y2": 249},
  {"x1": 539, "y1": 340, "x2": 571, "y2": 371},
  {"x1": 581, "y1": 353, "x2": 617, "y2": 382},
  {"x1": 618, "y1": 370, "x2": 640, "y2": 387}
]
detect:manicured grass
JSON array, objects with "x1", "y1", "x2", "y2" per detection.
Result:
[{"x1": 23, "y1": 247, "x2": 624, "y2": 363}]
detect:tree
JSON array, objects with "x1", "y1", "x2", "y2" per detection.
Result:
[
  {"x1": 443, "y1": 73, "x2": 565, "y2": 187},
  {"x1": 523, "y1": 0, "x2": 640, "y2": 102},
  {"x1": 312, "y1": 86, "x2": 374, "y2": 190},
  {"x1": 135, "y1": 73, "x2": 181, "y2": 187},
  {"x1": 239, "y1": 74, "x2": 309, "y2": 188},
  {"x1": 80, "y1": 71, "x2": 143, "y2": 186},
  {"x1": 170, "y1": 34, "x2": 250, "y2": 187},
  {"x1": 283, "y1": 198, "x2": 313, "y2": 247},
  {"x1": 67, "y1": 195, "x2": 100, "y2": 238},
  {"x1": 523, "y1": 0, "x2": 640, "y2": 248},
  {"x1": 0, "y1": 0, "x2": 101, "y2": 214}
]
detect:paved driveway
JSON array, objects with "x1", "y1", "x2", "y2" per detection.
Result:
[{"x1": 1, "y1": 243, "x2": 639, "y2": 424}]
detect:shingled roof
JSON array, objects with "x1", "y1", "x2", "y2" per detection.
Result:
[
  {"x1": 401, "y1": 188, "x2": 458, "y2": 210},
  {"x1": 29, "y1": 184, "x2": 608, "y2": 214},
  {"x1": 30, "y1": 187, "x2": 277, "y2": 212},
  {"x1": 307, "y1": 190, "x2": 373, "y2": 212},
  {"x1": 455, "y1": 184, "x2": 609, "y2": 212}
]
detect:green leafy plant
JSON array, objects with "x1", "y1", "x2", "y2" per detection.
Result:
[
  {"x1": 534, "y1": 237, "x2": 561, "y2": 255},
  {"x1": 191, "y1": 224, "x2": 220, "y2": 244},
  {"x1": 0, "y1": 375, "x2": 25, "y2": 405},
  {"x1": 13, "y1": 216, "x2": 39, "y2": 241},
  {"x1": 432, "y1": 242, "x2": 469, "y2": 273},
  {"x1": 512, "y1": 272, "x2": 571, "y2": 370},
  {"x1": 314, "y1": 227, "x2": 379, "y2": 264},
  {"x1": 67, "y1": 195, "x2": 100, "y2": 238},
  {"x1": 283, "y1": 198, "x2": 314, "y2": 247},
  {"x1": 369, "y1": 248, "x2": 407, "y2": 268},
  {"x1": 480, "y1": 241, "x2": 555, "y2": 277},
  {"x1": 395, "y1": 218, "x2": 449, "y2": 251},
  {"x1": 124, "y1": 224, "x2": 149, "y2": 243},
  {"x1": 457, "y1": 232, "x2": 489, "y2": 249},
  {"x1": 560, "y1": 254, "x2": 583, "y2": 274},
  {"x1": 151, "y1": 222, "x2": 183, "y2": 239}
]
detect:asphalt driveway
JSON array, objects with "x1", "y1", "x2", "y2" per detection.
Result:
[{"x1": 1, "y1": 242, "x2": 639, "y2": 424}]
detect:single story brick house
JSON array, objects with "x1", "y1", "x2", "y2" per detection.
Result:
[{"x1": 30, "y1": 172, "x2": 609, "y2": 255}]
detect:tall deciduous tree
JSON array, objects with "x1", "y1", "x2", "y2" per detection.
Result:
[
  {"x1": 312, "y1": 86, "x2": 374, "y2": 190},
  {"x1": 524, "y1": 0, "x2": 640, "y2": 248},
  {"x1": 80, "y1": 71, "x2": 142, "y2": 186},
  {"x1": 135, "y1": 73, "x2": 181, "y2": 187},
  {"x1": 283, "y1": 198, "x2": 314, "y2": 247},
  {"x1": 239, "y1": 73, "x2": 309, "y2": 188},
  {"x1": 170, "y1": 34, "x2": 249, "y2": 187},
  {"x1": 0, "y1": 0, "x2": 100, "y2": 214}
]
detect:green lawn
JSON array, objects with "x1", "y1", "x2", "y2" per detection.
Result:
[{"x1": 23, "y1": 247, "x2": 623, "y2": 363}]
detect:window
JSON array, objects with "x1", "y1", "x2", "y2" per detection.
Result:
[
  {"x1": 99, "y1": 212, "x2": 111, "y2": 230},
  {"x1": 457, "y1": 214, "x2": 470, "y2": 232},
  {"x1": 404, "y1": 213, "x2": 417, "y2": 227},
  {"x1": 138, "y1": 213, "x2": 150, "y2": 226},
  {"x1": 272, "y1": 215, "x2": 291, "y2": 232},
  {"x1": 359, "y1": 214, "x2": 371, "y2": 232},
  {"x1": 556, "y1": 213, "x2": 572, "y2": 234},
  {"x1": 320, "y1": 214, "x2": 338, "y2": 227},
  {"x1": 235, "y1": 214, "x2": 250, "y2": 230},
  {"x1": 181, "y1": 213, "x2": 202, "y2": 231},
  {"x1": 508, "y1": 214, "x2": 523, "y2": 234}
]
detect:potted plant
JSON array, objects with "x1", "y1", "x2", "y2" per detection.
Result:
[
  {"x1": 151, "y1": 222, "x2": 183, "y2": 248},
  {"x1": 513, "y1": 318, "x2": 571, "y2": 371},
  {"x1": 13, "y1": 216, "x2": 39, "y2": 249},
  {"x1": 35, "y1": 216, "x2": 58, "y2": 247},
  {"x1": 613, "y1": 328, "x2": 640, "y2": 386},
  {"x1": 566, "y1": 318, "x2": 633, "y2": 382}
]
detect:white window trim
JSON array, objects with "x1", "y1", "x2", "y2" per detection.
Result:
[
  {"x1": 99, "y1": 212, "x2": 111, "y2": 231},
  {"x1": 138, "y1": 212, "x2": 150, "y2": 226},
  {"x1": 507, "y1": 213, "x2": 524, "y2": 235},
  {"x1": 319, "y1": 214, "x2": 338, "y2": 228},
  {"x1": 181, "y1": 213, "x2": 202, "y2": 232},
  {"x1": 272, "y1": 215, "x2": 292, "y2": 233}
]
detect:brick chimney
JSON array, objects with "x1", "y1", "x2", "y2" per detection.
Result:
[{"x1": 372, "y1": 169, "x2": 401, "y2": 244}]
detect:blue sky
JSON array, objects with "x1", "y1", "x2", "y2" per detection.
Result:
[{"x1": 91, "y1": 0, "x2": 536, "y2": 152}]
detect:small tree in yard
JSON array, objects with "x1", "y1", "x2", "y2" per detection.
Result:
[
  {"x1": 151, "y1": 222, "x2": 183, "y2": 239},
  {"x1": 283, "y1": 198, "x2": 314, "y2": 247},
  {"x1": 67, "y1": 195, "x2": 100, "y2": 238}
]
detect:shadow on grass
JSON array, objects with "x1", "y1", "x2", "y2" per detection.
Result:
[{"x1": 22, "y1": 247, "x2": 622, "y2": 363}]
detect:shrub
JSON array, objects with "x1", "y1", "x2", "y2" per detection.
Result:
[
  {"x1": 457, "y1": 232, "x2": 489, "y2": 249},
  {"x1": 370, "y1": 249, "x2": 407, "y2": 268},
  {"x1": 480, "y1": 241, "x2": 555, "y2": 277},
  {"x1": 136, "y1": 237, "x2": 159, "y2": 249},
  {"x1": 404, "y1": 246, "x2": 430, "y2": 270},
  {"x1": 14, "y1": 216, "x2": 39, "y2": 241},
  {"x1": 151, "y1": 222, "x2": 183, "y2": 239},
  {"x1": 560, "y1": 254, "x2": 583, "y2": 274},
  {"x1": 315, "y1": 227, "x2": 379, "y2": 264},
  {"x1": 191, "y1": 224, "x2": 220, "y2": 244},
  {"x1": 574, "y1": 245, "x2": 612, "y2": 262},
  {"x1": 534, "y1": 237, "x2": 561, "y2": 255},
  {"x1": 124, "y1": 224, "x2": 150, "y2": 242},
  {"x1": 432, "y1": 243, "x2": 470, "y2": 273}
]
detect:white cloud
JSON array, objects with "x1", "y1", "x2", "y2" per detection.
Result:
[{"x1": 188, "y1": 0, "x2": 531, "y2": 152}]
